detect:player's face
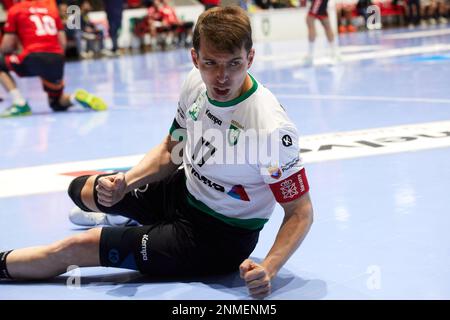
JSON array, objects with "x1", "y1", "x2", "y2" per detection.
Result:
[{"x1": 191, "y1": 36, "x2": 255, "y2": 102}]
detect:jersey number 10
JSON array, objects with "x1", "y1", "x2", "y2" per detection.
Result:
[{"x1": 30, "y1": 15, "x2": 58, "y2": 36}]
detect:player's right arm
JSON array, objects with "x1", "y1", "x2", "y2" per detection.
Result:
[
  {"x1": 124, "y1": 134, "x2": 183, "y2": 192},
  {"x1": 96, "y1": 68, "x2": 197, "y2": 207},
  {"x1": 58, "y1": 30, "x2": 67, "y2": 51},
  {"x1": 95, "y1": 135, "x2": 183, "y2": 207}
]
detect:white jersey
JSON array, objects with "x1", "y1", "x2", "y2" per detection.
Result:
[{"x1": 170, "y1": 68, "x2": 309, "y2": 230}]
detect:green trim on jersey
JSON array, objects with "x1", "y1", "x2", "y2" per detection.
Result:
[
  {"x1": 169, "y1": 118, "x2": 181, "y2": 135},
  {"x1": 186, "y1": 192, "x2": 267, "y2": 230},
  {"x1": 206, "y1": 74, "x2": 258, "y2": 108}
]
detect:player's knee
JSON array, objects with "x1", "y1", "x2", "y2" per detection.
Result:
[
  {"x1": 50, "y1": 228, "x2": 101, "y2": 264},
  {"x1": 68, "y1": 175, "x2": 92, "y2": 212}
]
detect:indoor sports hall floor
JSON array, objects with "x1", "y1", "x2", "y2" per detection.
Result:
[{"x1": 1, "y1": 25, "x2": 449, "y2": 300}]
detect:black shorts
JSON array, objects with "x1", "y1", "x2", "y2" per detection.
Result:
[
  {"x1": 1, "y1": 52, "x2": 65, "y2": 98},
  {"x1": 309, "y1": 0, "x2": 329, "y2": 19},
  {"x1": 95, "y1": 169, "x2": 260, "y2": 277},
  {"x1": 3, "y1": 52, "x2": 64, "y2": 82}
]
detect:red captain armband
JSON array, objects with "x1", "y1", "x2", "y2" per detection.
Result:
[{"x1": 269, "y1": 168, "x2": 309, "y2": 203}]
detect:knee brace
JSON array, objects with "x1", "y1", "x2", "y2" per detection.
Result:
[{"x1": 68, "y1": 175, "x2": 92, "y2": 212}]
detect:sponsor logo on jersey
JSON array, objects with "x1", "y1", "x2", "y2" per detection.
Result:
[
  {"x1": 281, "y1": 156, "x2": 300, "y2": 172},
  {"x1": 205, "y1": 109, "x2": 222, "y2": 126},
  {"x1": 228, "y1": 120, "x2": 244, "y2": 146},
  {"x1": 268, "y1": 166, "x2": 282, "y2": 179},
  {"x1": 140, "y1": 234, "x2": 149, "y2": 261},
  {"x1": 188, "y1": 92, "x2": 206, "y2": 120},
  {"x1": 189, "y1": 164, "x2": 225, "y2": 192},
  {"x1": 228, "y1": 184, "x2": 250, "y2": 201},
  {"x1": 282, "y1": 134, "x2": 293, "y2": 147}
]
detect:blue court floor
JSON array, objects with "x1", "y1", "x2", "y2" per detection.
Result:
[{"x1": 1, "y1": 25, "x2": 450, "y2": 300}]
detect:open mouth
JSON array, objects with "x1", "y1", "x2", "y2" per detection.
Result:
[{"x1": 213, "y1": 87, "x2": 230, "y2": 97}]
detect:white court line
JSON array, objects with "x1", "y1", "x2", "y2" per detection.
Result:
[
  {"x1": 275, "y1": 93, "x2": 450, "y2": 105},
  {"x1": 0, "y1": 121, "x2": 449, "y2": 198},
  {"x1": 265, "y1": 43, "x2": 450, "y2": 68},
  {"x1": 340, "y1": 43, "x2": 450, "y2": 62},
  {"x1": 383, "y1": 28, "x2": 450, "y2": 40}
]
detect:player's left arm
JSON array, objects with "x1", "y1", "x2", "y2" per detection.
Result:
[
  {"x1": 240, "y1": 192, "x2": 313, "y2": 298},
  {"x1": 0, "y1": 33, "x2": 19, "y2": 54}
]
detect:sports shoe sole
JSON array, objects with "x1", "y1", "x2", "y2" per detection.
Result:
[{"x1": 75, "y1": 89, "x2": 108, "y2": 111}]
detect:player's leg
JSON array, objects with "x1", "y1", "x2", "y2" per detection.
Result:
[
  {"x1": 68, "y1": 169, "x2": 183, "y2": 227},
  {"x1": 0, "y1": 54, "x2": 30, "y2": 117},
  {"x1": 320, "y1": 17, "x2": 339, "y2": 61},
  {"x1": 0, "y1": 228, "x2": 101, "y2": 280},
  {"x1": 305, "y1": 14, "x2": 317, "y2": 65}
]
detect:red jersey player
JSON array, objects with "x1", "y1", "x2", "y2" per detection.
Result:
[{"x1": 0, "y1": 0, "x2": 107, "y2": 117}]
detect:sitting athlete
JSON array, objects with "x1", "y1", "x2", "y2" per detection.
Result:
[
  {"x1": 0, "y1": 6, "x2": 313, "y2": 299},
  {"x1": 0, "y1": 0, "x2": 107, "y2": 117},
  {"x1": 304, "y1": 0, "x2": 339, "y2": 66}
]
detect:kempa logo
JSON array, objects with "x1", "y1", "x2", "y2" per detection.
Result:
[
  {"x1": 205, "y1": 109, "x2": 222, "y2": 126},
  {"x1": 141, "y1": 234, "x2": 149, "y2": 261}
]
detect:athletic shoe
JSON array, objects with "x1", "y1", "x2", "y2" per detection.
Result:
[
  {"x1": 303, "y1": 55, "x2": 313, "y2": 67},
  {"x1": 0, "y1": 102, "x2": 32, "y2": 118},
  {"x1": 74, "y1": 89, "x2": 108, "y2": 111},
  {"x1": 69, "y1": 207, "x2": 136, "y2": 227}
]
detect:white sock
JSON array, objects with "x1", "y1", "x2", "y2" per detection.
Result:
[
  {"x1": 70, "y1": 93, "x2": 78, "y2": 105},
  {"x1": 308, "y1": 41, "x2": 314, "y2": 57},
  {"x1": 328, "y1": 41, "x2": 337, "y2": 57},
  {"x1": 10, "y1": 89, "x2": 26, "y2": 106}
]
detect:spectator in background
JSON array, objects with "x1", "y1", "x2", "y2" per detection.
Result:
[
  {"x1": 356, "y1": 0, "x2": 372, "y2": 24},
  {"x1": 76, "y1": 0, "x2": 105, "y2": 58},
  {"x1": 147, "y1": 0, "x2": 193, "y2": 50},
  {"x1": 102, "y1": 0, "x2": 124, "y2": 55},
  {"x1": 406, "y1": 0, "x2": 422, "y2": 26},
  {"x1": 201, "y1": 0, "x2": 220, "y2": 11},
  {"x1": 337, "y1": 4, "x2": 357, "y2": 33}
]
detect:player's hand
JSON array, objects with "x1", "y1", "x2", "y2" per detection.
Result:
[
  {"x1": 96, "y1": 172, "x2": 127, "y2": 207},
  {"x1": 239, "y1": 259, "x2": 272, "y2": 298}
]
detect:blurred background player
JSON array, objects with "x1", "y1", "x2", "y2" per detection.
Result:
[
  {"x1": 102, "y1": 0, "x2": 124, "y2": 56},
  {"x1": 0, "y1": 0, "x2": 107, "y2": 117},
  {"x1": 304, "y1": 0, "x2": 339, "y2": 66}
]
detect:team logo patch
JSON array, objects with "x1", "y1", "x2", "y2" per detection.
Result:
[
  {"x1": 188, "y1": 92, "x2": 206, "y2": 120},
  {"x1": 282, "y1": 135, "x2": 293, "y2": 147},
  {"x1": 269, "y1": 168, "x2": 309, "y2": 203},
  {"x1": 280, "y1": 179, "x2": 298, "y2": 199},
  {"x1": 228, "y1": 120, "x2": 244, "y2": 146}
]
